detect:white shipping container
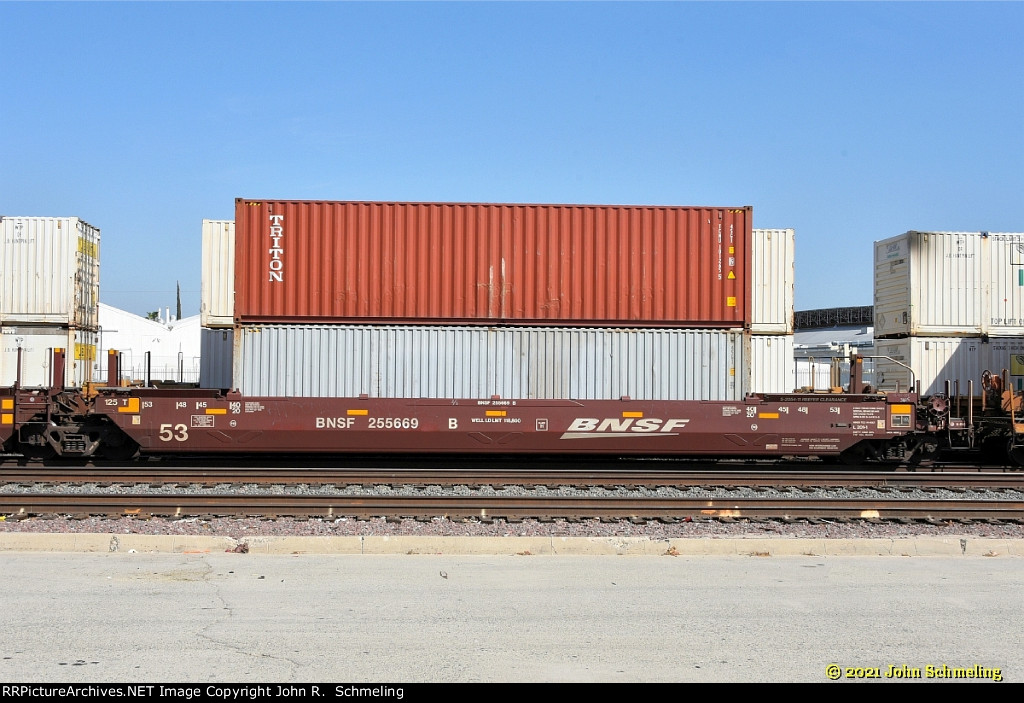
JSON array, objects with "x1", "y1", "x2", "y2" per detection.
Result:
[
  {"x1": 747, "y1": 334, "x2": 795, "y2": 393},
  {"x1": 230, "y1": 325, "x2": 746, "y2": 400},
  {"x1": 0, "y1": 217, "x2": 100, "y2": 328},
  {"x1": 1, "y1": 325, "x2": 97, "y2": 387},
  {"x1": 872, "y1": 336, "x2": 1024, "y2": 396},
  {"x1": 874, "y1": 231, "x2": 1024, "y2": 337},
  {"x1": 795, "y1": 357, "x2": 836, "y2": 391},
  {"x1": 201, "y1": 220, "x2": 235, "y2": 327},
  {"x1": 750, "y1": 229, "x2": 795, "y2": 334}
]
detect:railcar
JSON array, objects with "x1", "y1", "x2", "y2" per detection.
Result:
[
  {"x1": 3, "y1": 348, "x2": 1021, "y2": 467},
  {"x1": 4, "y1": 385, "x2": 929, "y2": 464},
  {"x1": 0, "y1": 349, "x2": 941, "y2": 466}
]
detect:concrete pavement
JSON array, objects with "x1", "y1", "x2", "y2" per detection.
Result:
[{"x1": 1, "y1": 531, "x2": 1022, "y2": 556}]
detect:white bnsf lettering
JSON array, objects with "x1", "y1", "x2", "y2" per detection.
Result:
[
  {"x1": 560, "y1": 417, "x2": 690, "y2": 439},
  {"x1": 316, "y1": 417, "x2": 355, "y2": 429},
  {"x1": 268, "y1": 213, "x2": 284, "y2": 282}
]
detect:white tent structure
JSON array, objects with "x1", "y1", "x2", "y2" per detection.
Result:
[{"x1": 96, "y1": 304, "x2": 201, "y2": 384}]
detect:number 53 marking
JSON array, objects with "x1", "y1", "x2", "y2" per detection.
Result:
[{"x1": 158, "y1": 423, "x2": 189, "y2": 442}]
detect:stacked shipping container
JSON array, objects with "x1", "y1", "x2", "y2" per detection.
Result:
[
  {"x1": 873, "y1": 231, "x2": 1024, "y2": 394},
  {"x1": 233, "y1": 200, "x2": 751, "y2": 327},
  {"x1": 200, "y1": 219, "x2": 234, "y2": 328},
  {"x1": 228, "y1": 325, "x2": 744, "y2": 400},
  {"x1": 0, "y1": 216, "x2": 100, "y2": 386},
  {"x1": 201, "y1": 201, "x2": 795, "y2": 397},
  {"x1": 749, "y1": 228, "x2": 795, "y2": 393}
]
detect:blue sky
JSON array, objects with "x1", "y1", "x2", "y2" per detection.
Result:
[{"x1": 2, "y1": 1, "x2": 1021, "y2": 319}]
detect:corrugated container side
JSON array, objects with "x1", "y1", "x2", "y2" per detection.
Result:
[
  {"x1": 200, "y1": 328, "x2": 234, "y2": 388},
  {"x1": 874, "y1": 232, "x2": 982, "y2": 336},
  {"x1": 0, "y1": 325, "x2": 97, "y2": 387},
  {"x1": 873, "y1": 336, "x2": 1024, "y2": 396},
  {"x1": 908, "y1": 232, "x2": 982, "y2": 335},
  {"x1": 746, "y1": 334, "x2": 795, "y2": 393},
  {"x1": 201, "y1": 220, "x2": 235, "y2": 327},
  {"x1": 232, "y1": 325, "x2": 743, "y2": 400},
  {"x1": 874, "y1": 231, "x2": 1024, "y2": 337},
  {"x1": 985, "y1": 234, "x2": 1024, "y2": 335},
  {"x1": 873, "y1": 235, "x2": 912, "y2": 337},
  {"x1": 0, "y1": 217, "x2": 100, "y2": 328},
  {"x1": 233, "y1": 200, "x2": 751, "y2": 327},
  {"x1": 750, "y1": 228, "x2": 794, "y2": 334}
]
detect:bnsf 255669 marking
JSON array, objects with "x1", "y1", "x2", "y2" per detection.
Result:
[{"x1": 315, "y1": 417, "x2": 420, "y2": 429}]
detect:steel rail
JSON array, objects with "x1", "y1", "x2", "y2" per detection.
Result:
[
  {"x1": 2, "y1": 494, "x2": 1023, "y2": 521},
  {"x1": 3, "y1": 468, "x2": 1024, "y2": 490}
]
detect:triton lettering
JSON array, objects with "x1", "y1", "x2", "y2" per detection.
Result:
[{"x1": 268, "y1": 213, "x2": 284, "y2": 282}]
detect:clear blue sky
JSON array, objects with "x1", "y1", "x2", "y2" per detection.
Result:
[{"x1": 2, "y1": 1, "x2": 1021, "y2": 319}]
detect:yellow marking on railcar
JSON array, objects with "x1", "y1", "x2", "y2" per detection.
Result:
[
  {"x1": 622, "y1": 411, "x2": 644, "y2": 418},
  {"x1": 1, "y1": 399, "x2": 12, "y2": 410},
  {"x1": 759, "y1": 412, "x2": 780, "y2": 419},
  {"x1": 727, "y1": 296, "x2": 737, "y2": 307},
  {"x1": 890, "y1": 404, "x2": 913, "y2": 414},
  {"x1": 1, "y1": 414, "x2": 12, "y2": 425},
  {"x1": 485, "y1": 410, "x2": 507, "y2": 417},
  {"x1": 347, "y1": 409, "x2": 368, "y2": 416},
  {"x1": 117, "y1": 398, "x2": 140, "y2": 413},
  {"x1": 205, "y1": 408, "x2": 227, "y2": 415}
]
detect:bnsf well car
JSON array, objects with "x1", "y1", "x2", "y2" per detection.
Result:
[{"x1": 3, "y1": 350, "x2": 1022, "y2": 468}]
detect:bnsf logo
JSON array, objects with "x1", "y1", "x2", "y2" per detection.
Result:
[{"x1": 560, "y1": 417, "x2": 690, "y2": 439}]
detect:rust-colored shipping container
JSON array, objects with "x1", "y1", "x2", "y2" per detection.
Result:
[{"x1": 234, "y1": 199, "x2": 752, "y2": 327}]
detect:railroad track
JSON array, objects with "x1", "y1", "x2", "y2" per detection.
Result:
[
  {"x1": 5, "y1": 465, "x2": 1022, "y2": 523},
  {"x1": 3, "y1": 467, "x2": 1024, "y2": 490},
  {"x1": 2, "y1": 493, "x2": 1023, "y2": 522}
]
